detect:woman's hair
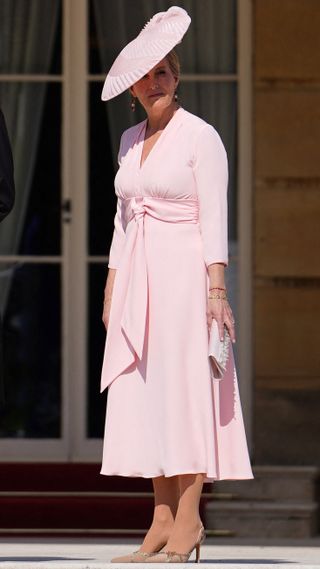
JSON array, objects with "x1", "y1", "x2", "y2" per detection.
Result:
[{"x1": 165, "y1": 49, "x2": 180, "y2": 79}]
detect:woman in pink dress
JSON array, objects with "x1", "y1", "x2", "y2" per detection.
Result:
[{"x1": 100, "y1": 6, "x2": 253, "y2": 564}]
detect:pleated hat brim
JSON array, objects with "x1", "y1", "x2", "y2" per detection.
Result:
[{"x1": 101, "y1": 6, "x2": 191, "y2": 101}]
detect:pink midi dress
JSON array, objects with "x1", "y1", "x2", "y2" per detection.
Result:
[{"x1": 100, "y1": 106, "x2": 253, "y2": 482}]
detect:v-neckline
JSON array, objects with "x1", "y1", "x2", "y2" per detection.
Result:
[{"x1": 138, "y1": 106, "x2": 183, "y2": 171}]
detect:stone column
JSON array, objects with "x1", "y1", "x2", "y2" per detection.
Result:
[{"x1": 253, "y1": 0, "x2": 320, "y2": 464}]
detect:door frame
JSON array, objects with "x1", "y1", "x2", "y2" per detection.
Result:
[{"x1": 237, "y1": 0, "x2": 253, "y2": 448}]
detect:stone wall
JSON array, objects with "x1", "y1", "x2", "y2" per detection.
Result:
[{"x1": 253, "y1": 0, "x2": 320, "y2": 463}]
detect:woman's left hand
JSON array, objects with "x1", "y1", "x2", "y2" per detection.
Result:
[{"x1": 207, "y1": 297, "x2": 236, "y2": 343}]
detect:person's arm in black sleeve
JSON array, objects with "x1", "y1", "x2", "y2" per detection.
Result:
[{"x1": 0, "y1": 109, "x2": 15, "y2": 222}]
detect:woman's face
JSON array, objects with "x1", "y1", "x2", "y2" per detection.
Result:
[{"x1": 130, "y1": 57, "x2": 178, "y2": 113}]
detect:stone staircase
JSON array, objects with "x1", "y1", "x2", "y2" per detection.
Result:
[
  {"x1": 0, "y1": 463, "x2": 231, "y2": 538},
  {"x1": 208, "y1": 466, "x2": 319, "y2": 537},
  {"x1": 0, "y1": 464, "x2": 318, "y2": 538}
]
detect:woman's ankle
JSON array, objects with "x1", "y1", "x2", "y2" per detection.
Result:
[
  {"x1": 151, "y1": 515, "x2": 175, "y2": 531},
  {"x1": 172, "y1": 513, "x2": 203, "y2": 531}
]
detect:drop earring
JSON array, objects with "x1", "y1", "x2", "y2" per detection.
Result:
[
  {"x1": 174, "y1": 92, "x2": 178, "y2": 102},
  {"x1": 131, "y1": 96, "x2": 136, "y2": 112}
]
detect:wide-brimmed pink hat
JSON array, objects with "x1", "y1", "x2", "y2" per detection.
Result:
[{"x1": 101, "y1": 6, "x2": 191, "y2": 101}]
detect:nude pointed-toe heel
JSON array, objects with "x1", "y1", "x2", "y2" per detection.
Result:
[
  {"x1": 147, "y1": 525, "x2": 206, "y2": 564},
  {"x1": 111, "y1": 550, "x2": 157, "y2": 563},
  {"x1": 110, "y1": 539, "x2": 168, "y2": 564}
]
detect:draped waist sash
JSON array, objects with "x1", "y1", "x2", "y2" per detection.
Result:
[{"x1": 101, "y1": 196, "x2": 199, "y2": 391}]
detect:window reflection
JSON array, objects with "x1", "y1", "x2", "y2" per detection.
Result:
[
  {"x1": 89, "y1": 83, "x2": 116, "y2": 256},
  {"x1": 0, "y1": 84, "x2": 61, "y2": 256},
  {"x1": 0, "y1": 0, "x2": 61, "y2": 74},
  {"x1": 88, "y1": 264, "x2": 108, "y2": 438},
  {"x1": 0, "y1": 264, "x2": 61, "y2": 438}
]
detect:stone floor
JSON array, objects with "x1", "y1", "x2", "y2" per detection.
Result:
[{"x1": 0, "y1": 537, "x2": 320, "y2": 568}]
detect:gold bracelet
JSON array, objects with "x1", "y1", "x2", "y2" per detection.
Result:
[{"x1": 208, "y1": 293, "x2": 227, "y2": 300}]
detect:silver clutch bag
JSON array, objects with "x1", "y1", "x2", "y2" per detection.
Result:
[{"x1": 208, "y1": 320, "x2": 231, "y2": 381}]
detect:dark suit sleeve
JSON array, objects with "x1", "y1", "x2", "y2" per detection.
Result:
[{"x1": 0, "y1": 109, "x2": 15, "y2": 222}]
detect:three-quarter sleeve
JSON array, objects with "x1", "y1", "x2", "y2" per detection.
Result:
[
  {"x1": 193, "y1": 124, "x2": 229, "y2": 268},
  {"x1": 107, "y1": 134, "x2": 126, "y2": 269}
]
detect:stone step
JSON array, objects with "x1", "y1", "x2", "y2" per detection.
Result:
[
  {"x1": 214, "y1": 466, "x2": 319, "y2": 502},
  {"x1": 0, "y1": 527, "x2": 234, "y2": 538},
  {"x1": 0, "y1": 492, "x2": 230, "y2": 536},
  {"x1": 0, "y1": 463, "x2": 149, "y2": 492},
  {"x1": 0, "y1": 494, "x2": 153, "y2": 530},
  {"x1": 0, "y1": 464, "x2": 318, "y2": 539},
  {"x1": 206, "y1": 499, "x2": 319, "y2": 538},
  {"x1": 0, "y1": 490, "x2": 235, "y2": 500}
]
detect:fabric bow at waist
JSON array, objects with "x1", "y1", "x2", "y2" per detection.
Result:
[{"x1": 101, "y1": 196, "x2": 199, "y2": 391}]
